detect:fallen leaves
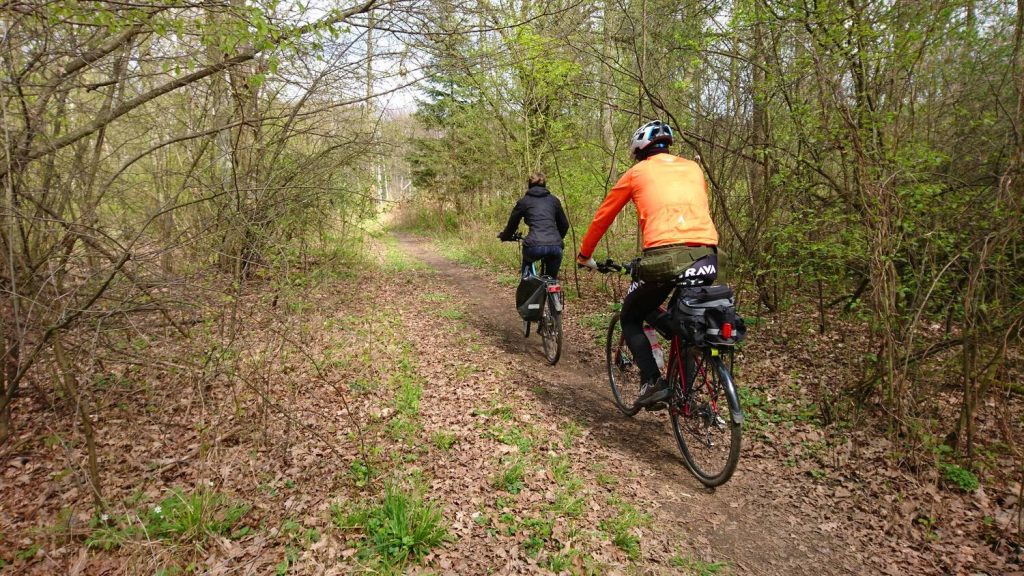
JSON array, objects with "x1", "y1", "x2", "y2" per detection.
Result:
[{"x1": 4, "y1": 236, "x2": 1021, "y2": 576}]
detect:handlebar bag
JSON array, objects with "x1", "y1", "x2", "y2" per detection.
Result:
[
  {"x1": 516, "y1": 276, "x2": 547, "y2": 321},
  {"x1": 674, "y1": 285, "x2": 746, "y2": 346}
]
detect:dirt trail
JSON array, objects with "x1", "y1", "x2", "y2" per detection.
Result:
[{"x1": 395, "y1": 234, "x2": 866, "y2": 575}]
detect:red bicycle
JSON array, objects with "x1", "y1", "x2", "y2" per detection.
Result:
[{"x1": 599, "y1": 259, "x2": 743, "y2": 487}]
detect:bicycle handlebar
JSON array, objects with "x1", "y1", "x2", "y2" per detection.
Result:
[{"x1": 580, "y1": 258, "x2": 638, "y2": 275}]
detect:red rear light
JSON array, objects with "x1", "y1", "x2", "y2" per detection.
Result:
[
  {"x1": 722, "y1": 322, "x2": 733, "y2": 339},
  {"x1": 547, "y1": 285, "x2": 561, "y2": 293}
]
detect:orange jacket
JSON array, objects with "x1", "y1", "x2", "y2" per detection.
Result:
[{"x1": 579, "y1": 154, "x2": 719, "y2": 258}]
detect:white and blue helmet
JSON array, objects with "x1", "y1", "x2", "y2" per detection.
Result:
[{"x1": 629, "y1": 120, "x2": 674, "y2": 158}]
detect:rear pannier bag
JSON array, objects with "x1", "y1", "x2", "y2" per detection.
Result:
[
  {"x1": 516, "y1": 276, "x2": 547, "y2": 321},
  {"x1": 674, "y1": 285, "x2": 747, "y2": 346}
]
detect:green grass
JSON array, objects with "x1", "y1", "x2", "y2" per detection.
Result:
[
  {"x1": 498, "y1": 274, "x2": 520, "y2": 286},
  {"x1": 85, "y1": 488, "x2": 249, "y2": 551},
  {"x1": 599, "y1": 498, "x2": 650, "y2": 560},
  {"x1": 438, "y1": 308, "x2": 464, "y2": 320},
  {"x1": 579, "y1": 312, "x2": 611, "y2": 345},
  {"x1": 350, "y1": 458, "x2": 376, "y2": 488},
  {"x1": 473, "y1": 400, "x2": 514, "y2": 420},
  {"x1": 493, "y1": 457, "x2": 526, "y2": 494},
  {"x1": 559, "y1": 419, "x2": 583, "y2": 449},
  {"x1": 594, "y1": 469, "x2": 618, "y2": 487},
  {"x1": 669, "y1": 554, "x2": 731, "y2": 575},
  {"x1": 388, "y1": 354, "x2": 424, "y2": 443},
  {"x1": 393, "y1": 367, "x2": 422, "y2": 416},
  {"x1": 14, "y1": 545, "x2": 39, "y2": 562},
  {"x1": 433, "y1": 233, "x2": 508, "y2": 271},
  {"x1": 389, "y1": 415, "x2": 421, "y2": 442},
  {"x1": 486, "y1": 423, "x2": 533, "y2": 453},
  {"x1": 548, "y1": 454, "x2": 572, "y2": 484},
  {"x1": 453, "y1": 362, "x2": 479, "y2": 379},
  {"x1": 275, "y1": 518, "x2": 321, "y2": 574},
  {"x1": 521, "y1": 517, "x2": 554, "y2": 557},
  {"x1": 547, "y1": 455, "x2": 585, "y2": 517},
  {"x1": 431, "y1": 430, "x2": 457, "y2": 451},
  {"x1": 332, "y1": 486, "x2": 448, "y2": 569},
  {"x1": 279, "y1": 517, "x2": 321, "y2": 545},
  {"x1": 421, "y1": 292, "x2": 451, "y2": 303},
  {"x1": 552, "y1": 488, "x2": 585, "y2": 518},
  {"x1": 545, "y1": 550, "x2": 577, "y2": 572},
  {"x1": 381, "y1": 236, "x2": 427, "y2": 272}
]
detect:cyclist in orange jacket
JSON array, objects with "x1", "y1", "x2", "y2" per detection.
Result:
[{"x1": 577, "y1": 120, "x2": 720, "y2": 409}]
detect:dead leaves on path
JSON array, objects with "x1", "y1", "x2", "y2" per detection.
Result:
[{"x1": 4, "y1": 236, "x2": 1022, "y2": 575}]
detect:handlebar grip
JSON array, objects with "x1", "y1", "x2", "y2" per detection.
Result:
[{"x1": 599, "y1": 259, "x2": 622, "y2": 273}]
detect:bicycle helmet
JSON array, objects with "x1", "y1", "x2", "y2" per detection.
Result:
[{"x1": 629, "y1": 120, "x2": 674, "y2": 158}]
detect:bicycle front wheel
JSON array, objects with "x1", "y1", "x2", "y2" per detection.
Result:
[
  {"x1": 669, "y1": 348, "x2": 741, "y2": 487},
  {"x1": 540, "y1": 297, "x2": 562, "y2": 365},
  {"x1": 606, "y1": 313, "x2": 642, "y2": 416}
]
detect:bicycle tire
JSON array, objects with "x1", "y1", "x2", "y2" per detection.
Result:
[
  {"x1": 540, "y1": 296, "x2": 562, "y2": 365},
  {"x1": 669, "y1": 348, "x2": 741, "y2": 487},
  {"x1": 606, "y1": 313, "x2": 642, "y2": 416}
]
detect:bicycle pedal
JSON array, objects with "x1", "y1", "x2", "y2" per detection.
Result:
[{"x1": 645, "y1": 401, "x2": 667, "y2": 412}]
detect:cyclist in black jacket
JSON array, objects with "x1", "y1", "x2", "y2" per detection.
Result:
[{"x1": 497, "y1": 172, "x2": 570, "y2": 279}]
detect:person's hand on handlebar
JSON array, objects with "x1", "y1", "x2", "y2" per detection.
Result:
[
  {"x1": 579, "y1": 253, "x2": 627, "y2": 274},
  {"x1": 576, "y1": 253, "x2": 597, "y2": 270}
]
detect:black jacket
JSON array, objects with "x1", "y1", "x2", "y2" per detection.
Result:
[{"x1": 498, "y1": 185, "x2": 570, "y2": 247}]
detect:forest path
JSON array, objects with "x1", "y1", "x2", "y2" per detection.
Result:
[{"x1": 394, "y1": 233, "x2": 867, "y2": 576}]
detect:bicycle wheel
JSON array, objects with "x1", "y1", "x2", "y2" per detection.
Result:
[
  {"x1": 606, "y1": 313, "x2": 642, "y2": 416},
  {"x1": 669, "y1": 348, "x2": 741, "y2": 487},
  {"x1": 539, "y1": 296, "x2": 562, "y2": 365}
]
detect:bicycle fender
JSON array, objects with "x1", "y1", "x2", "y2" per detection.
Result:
[
  {"x1": 550, "y1": 293, "x2": 562, "y2": 313},
  {"x1": 715, "y1": 358, "x2": 744, "y2": 425}
]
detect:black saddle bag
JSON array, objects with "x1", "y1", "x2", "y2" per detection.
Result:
[
  {"x1": 516, "y1": 277, "x2": 547, "y2": 321},
  {"x1": 674, "y1": 285, "x2": 746, "y2": 346}
]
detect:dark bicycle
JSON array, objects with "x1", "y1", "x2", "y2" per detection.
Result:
[
  {"x1": 598, "y1": 258, "x2": 744, "y2": 487},
  {"x1": 505, "y1": 232, "x2": 563, "y2": 365}
]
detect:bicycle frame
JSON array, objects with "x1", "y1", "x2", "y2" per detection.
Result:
[
  {"x1": 665, "y1": 338, "x2": 743, "y2": 425},
  {"x1": 615, "y1": 300, "x2": 743, "y2": 425},
  {"x1": 665, "y1": 333, "x2": 719, "y2": 415}
]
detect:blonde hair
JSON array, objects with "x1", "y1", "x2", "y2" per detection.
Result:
[{"x1": 527, "y1": 172, "x2": 546, "y2": 187}]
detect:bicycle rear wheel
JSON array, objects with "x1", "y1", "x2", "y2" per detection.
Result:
[
  {"x1": 606, "y1": 313, "x2": 642, "y2": 416},
  {"x1": 669, "y1": 348, "x2": 741, "y2": 487},
  {"x1": 540, "y1": 296, "x2": 562, "y2": 365}
]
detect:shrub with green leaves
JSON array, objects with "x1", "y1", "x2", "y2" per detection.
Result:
[{"x1": 939, "y1": 462, "x2": 979, "y2": 492}]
